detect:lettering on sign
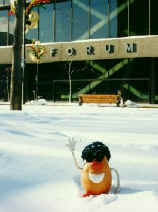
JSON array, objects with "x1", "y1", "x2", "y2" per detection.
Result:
[
  {"x1": 86, "y1": 45, "x2": 95, "y2": 55},
  {"x1": 49, "y1": 42, "x2": 139, "y2": 58},
  {"x1": 66, "y1": 47, "x2": 76, "y2": 56},
  {"x1": 126, "y1": 43, "x2": 137, "y2": 53},
  {"x1": 105, "y1": 44, "x2": 115, "y2": 54},
  {"x1": 50, "y1": 48, "x2": 57, "y2": 56}
]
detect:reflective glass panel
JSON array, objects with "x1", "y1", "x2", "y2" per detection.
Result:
[
  {"x1": 117, "y1": 0, "x2": 128, "y2": 37},
  {"x1": 5, "y1": 0, "x2": 10, "y2": 4},
  {"x1": 25, "y1": 8, "x2": 39, "y2": 43},
  {"x1": 8, "y1": 12, "x2": 15, "y2": 45},
  {"x1": 132, "y1": 0, "x2": 149, "y2": 35},
  {"x1": 90, "y1": 0, "x2": 107, "y2": 39},
  {"x1": 55, "y1": 0, "x2": 71, "y2": 42},
  {"x1": 0, "y1": 9, "x2": 8, "y2": 45},
  {"x1": 110, "y1": 0, "x2": 117, "y2": 37},
  {"x1": 151, "y1": 0, "x2": 158, "y2": 34},
  {"x1": 39, "y1": 4, "x2": 53, "y2": 43},
  {"x1": 0, "y1": 0, "x2": 9, "y2": 5},
  {"x1": 72, "y1": 0, "x2": 89, "y2": 40}
]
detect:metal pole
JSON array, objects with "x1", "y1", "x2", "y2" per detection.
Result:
[
  {"x1": 35, "y1": 62, "x2": 39, "y2": 100},
  {"x1": 149, "y1": 0, "x2": 151, "y2": 35},
  {"x1": 7, "y1": 10, "x2": 9, "y2": 45},
  {"x1": 128, "y1": 0, "x2": 130, "y2": 36},
  {"x1": 70, "y1": 0, "x2": 73, "y2": 41},
  {"x1": 53, "y1": 1, "x2": 56, "y2": 41},
  {"x1": 150, "y1": 58, "x2": 155, "y2": 104},
  {"x1": 68, "y1": 61, "x2": 72, "y2": 103},
  {"x1": 107, "y1": 0, "x2": 110, "y2": 37},
  {"x1": 88, "y1": 0, "x2": 91, "y2": 39}
]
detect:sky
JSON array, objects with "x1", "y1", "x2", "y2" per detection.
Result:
[{"x1": 0, "y1": 102, "x2": 158, "y2": 212}]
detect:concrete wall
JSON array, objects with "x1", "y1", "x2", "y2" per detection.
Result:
[{"x1": 1, "y1": 35, "x2": 158, "y2": 64}]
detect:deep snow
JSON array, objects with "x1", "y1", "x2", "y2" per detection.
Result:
[{"x1": 0, "y1": 102, "x2": 158, "y2": 212}]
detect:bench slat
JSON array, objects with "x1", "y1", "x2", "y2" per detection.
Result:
[{"x1": 79, "y1": 94, "x2": 121, "y2": 106}]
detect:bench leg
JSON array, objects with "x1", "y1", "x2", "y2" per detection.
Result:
[
  {"x1": 78, "y1": 99, "x2": 82, "y2": 106},
  {"x1": 116, "y1": 101, "x2": 120, "y2": 107}
]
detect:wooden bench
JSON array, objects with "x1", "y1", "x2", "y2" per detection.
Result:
[{"x1": 79, "y1": 94, "x2": 121, "y2": 107}]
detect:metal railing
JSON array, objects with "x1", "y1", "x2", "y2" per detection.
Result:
[{"x1": 52, "y1": 78, "x2": 150, "y2": 103}]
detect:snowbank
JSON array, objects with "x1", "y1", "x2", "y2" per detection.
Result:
[{"x1": 0, "y1": 104, "x2": 158, "y2": 212}]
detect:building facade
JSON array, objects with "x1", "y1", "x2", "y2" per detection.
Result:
[{"x1": 0, "y1": 0, "x2": 158, "y2": 103}]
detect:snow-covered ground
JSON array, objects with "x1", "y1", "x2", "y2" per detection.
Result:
[{"x1": 0, "y1": 102, "x2": 158, "y2": 212}]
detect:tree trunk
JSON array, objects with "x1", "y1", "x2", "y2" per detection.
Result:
[{"x1": 10, "y1": 0, "x2": 24, "y2": 110}]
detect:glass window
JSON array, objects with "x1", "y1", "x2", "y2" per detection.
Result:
[
  {"x1": 72, "y1": 0, "x2": 89, "y2": 40},
  {"x1": 25, "y1": 8, "x2": 39, "y2": 43},
  {"x1": 118, "y1": 0, "x2": 149, "y2": 37},
  {"x1": 0, "y1": 0, "x2": 9, "y2": 5},
  {"x1": 8, "y1": 12, "x2": 15, "y2": 45},
  {"x1": 151, "y1": 0, "x2": 158, "y2": 35},
  {"x1": 110, "y1": 0, "x2": 117, "y2": 37},
  {"x1": 90, "y1": 0, "x2": 107, "y2": 39},
  {"x1": 55, "y1": 0, "x2": 71, "y2": 42},
  {"x1": 0, "y1": 9, "x2": 8, "y2": 45},
  {"x1": 5, "y1": 0, "x2": 10, "y2": 4},
  {"x1": 132, "y1": 0, "x2": 149, "y2": 35},
  {"x1": 118, "y1": 0, "x2": 128, "y2": 37},
  {"x1": 39, "y1": 4, "x2": 54, "y2": 43}
]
